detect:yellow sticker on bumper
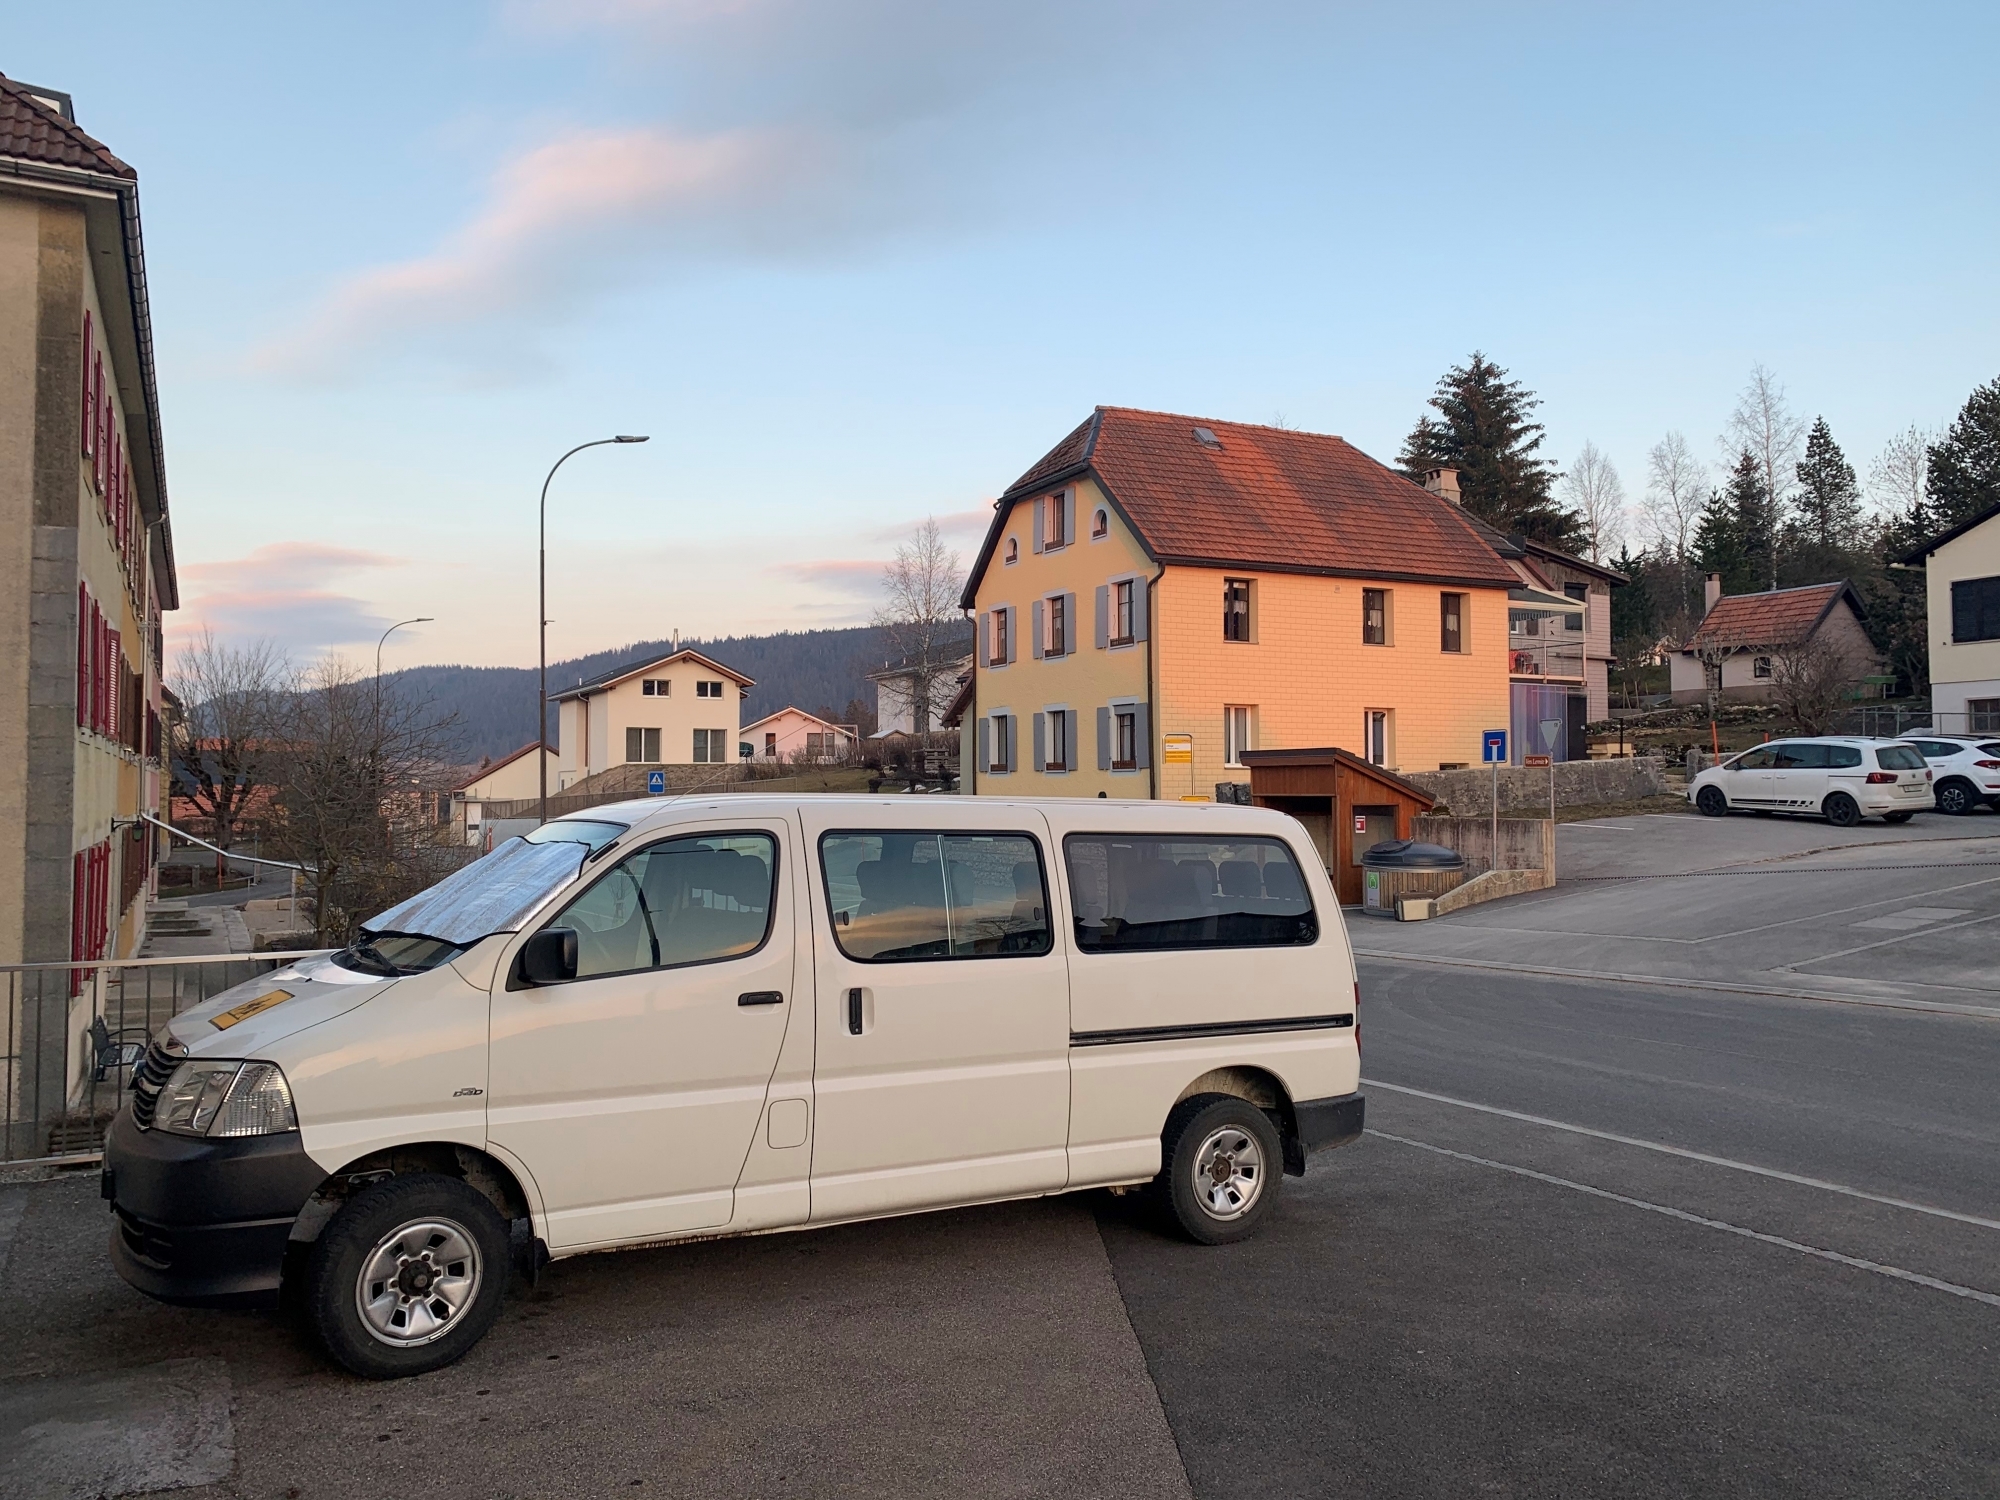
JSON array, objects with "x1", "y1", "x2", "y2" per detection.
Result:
[{"x1": 210, "y1": 989, "x2": 294, "y2": 1030}]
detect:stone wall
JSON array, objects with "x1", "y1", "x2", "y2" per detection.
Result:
[{"x1": 1407, "y1": 756, "x2": 1666, "y2": 816}]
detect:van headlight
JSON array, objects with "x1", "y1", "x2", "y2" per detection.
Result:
[{"x1": 156, "y1": 1060, "x2": 298, "y2": 1138}]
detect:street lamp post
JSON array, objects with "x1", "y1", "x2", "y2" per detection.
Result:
[
  {"x1": 376, "y1": 617, "x2": 434, "y2": 685},
  {"x1": 540, "y1": 436, "x2": 649, "y2": 824},
  {"x1": 372, "y1": 617, "x2": 432, "y2": 853}
]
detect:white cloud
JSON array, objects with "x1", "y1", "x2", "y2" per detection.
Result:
[{"x1": 170, "y1": 541, "x2": 410, "y2": 658}]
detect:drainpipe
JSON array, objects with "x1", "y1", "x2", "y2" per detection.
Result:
[{"x1": 1145, "y1": 560, "x2": 1166, "y2": 801}]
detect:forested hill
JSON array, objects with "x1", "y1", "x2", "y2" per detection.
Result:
[{"x1": 390, "y1": 624, "x2": 970, "y2": 764}]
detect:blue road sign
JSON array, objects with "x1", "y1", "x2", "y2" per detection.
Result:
[
  {"x1": 1482, "y1": 729, "x2": 1508, "y2": 763},
  {"x1": 647, "y1": 769, "x2": 667, "y2": 795}
]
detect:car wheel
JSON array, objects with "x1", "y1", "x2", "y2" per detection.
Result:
[
  {"x1": 1936, "y1": 779, "x2": 1976, "y2": 815},
  {"x1": 1156, "y1": 1094, "x2": 1283, "y2": 1246},
  {"x1": 305, "y1": 1174, "x2": 509, "y2": 1379},
  {"x1": 1823, "y1": 792, "x2": 1862, "y2": 828},
  {"x1": 1883, "y1": 812, "x2": 1913, "y2": 824},
  {"x1": 1695, "y1": 786, "x2": 1729, "y2": 817}
]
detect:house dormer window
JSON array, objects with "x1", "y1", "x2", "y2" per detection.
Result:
[{"x1": 1046, "y1": 493, "x2": 1067, "y2": 548}]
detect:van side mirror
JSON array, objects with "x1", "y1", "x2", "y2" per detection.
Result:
[{"x1": 520, "y1": 928, "x2": 578, "y2": 985}]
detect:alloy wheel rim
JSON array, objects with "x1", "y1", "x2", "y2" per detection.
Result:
[
  {"x1": 1192, "y1": 1125, "x2": 1264, "y2": 1220},
  {"x1": 356, "y1": 1217, "x2": 481, "y2": 1347}
]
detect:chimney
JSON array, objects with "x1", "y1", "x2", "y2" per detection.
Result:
[
  {"x1": 1421, "y1": 467, "x2": 1461, "y2": 505},
  {"x1": 1703, "y1": 573, "x2": 1723, "y2": 616}
]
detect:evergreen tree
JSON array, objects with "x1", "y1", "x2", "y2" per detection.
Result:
[
  {"x1": 1607, "y1": 543, "x2": 1657, "y2": 645},
  {"x1": 1691, "y1": 484, "x2": 1747, "y2": 596},
  {"x1": 1926, "y1": 374, "x2": 2000, "y2": 530},
  {"x1": 1398, "y1": 352, "x2": 1583, "y2": 550},
  {"x1": 1792, "y1": 417, "x2": 1863, "y2": 551},
  {"x1": 1694, "y1": 452, "x2": 1771, "y2": 596}
]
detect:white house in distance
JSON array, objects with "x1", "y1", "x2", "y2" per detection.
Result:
[
  {"x1": 553, "y1": 648, "x2": 753, "y2": 789},
  {"x1": 1669, "y1": 576, "x2": 1880, "y2": 704},
  {"x1": 1897, "y1": 500, "x2": 2000, "y2": 733},
  {"x1": 743, "y1": 707, "x2": 858, "y2": 764},
  {"x1": 868, "y1": 649, "x2": 973, "y2": 737},
  {"x1": 443, "y1": 742, "x2": 558, "y2": 846}
]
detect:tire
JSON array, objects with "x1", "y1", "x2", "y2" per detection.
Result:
[
  {"x1": 1157, "y1": 1094, "x2": 1283, "y2": 1246},
  {"x1": 1823, "y1": 792, "x2": 1861, "y2": 828},
  {"x1": 1695, "y1": 785, "x2": 1729, "y2": 817},
  {"x1": 305, "y1": 1174, "x2": 509, "y2": 1379},
  {"x1": 1883, "y1": 812, "x2": 1913, "y2": 824},
  {"x1": 1936, "y1": 779, "x2": 1977, "y2": 816}
]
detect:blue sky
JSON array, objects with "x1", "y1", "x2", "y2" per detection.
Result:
[{"x1": 10, "y1": 1, "x2": 1996, "y2": 669}]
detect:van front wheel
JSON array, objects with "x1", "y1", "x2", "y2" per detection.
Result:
[
  {"x1": 305, "y1": 1174, "x2": 509, "y2": 1379},
  {"x1": 1158, "y1": 1094, "x2": 1282, "y2": 1245}
]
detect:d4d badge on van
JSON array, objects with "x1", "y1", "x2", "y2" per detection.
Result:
[{"x1": 103, "y1": 797, "x2": 1364, "y2": 1378}]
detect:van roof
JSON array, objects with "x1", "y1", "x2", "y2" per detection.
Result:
[{"x1": 552, "y1": 795, "x2": 1295, "y2": 838}]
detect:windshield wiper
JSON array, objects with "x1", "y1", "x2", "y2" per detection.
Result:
[{"x1": 339, "y1": 936, "x2": 405, "y2": 977}]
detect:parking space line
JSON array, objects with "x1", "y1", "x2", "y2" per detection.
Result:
[
  {"x1": 1361, "y1": 1078, "x2": 2000, "y2": 1231},
  {"x1": 1778, "y1": 907, "x2": 2000, "y2": 971},
  {"x1": 1351, "y1": 949, "x2": 2000, "y2": 1018},
  {"x1": 1367, "y1": 1130, "x2": 2000, "y2": 1310}
]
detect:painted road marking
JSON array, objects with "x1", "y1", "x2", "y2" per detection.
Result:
[
  {"x1": 1362, "y1": 1077, "x2": 2000, "y2": 1232},
  {"x1": 1853, "y1": 907, "x2": 1971, "y2": 930},
  {"x1": 1369, "y1": 1130, "x2": 2000, "y2": 1310}
]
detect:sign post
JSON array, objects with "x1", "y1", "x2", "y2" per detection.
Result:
[
  {"x1": 1525, "y1": 753, "x2": 1554, "y2": 824},
  {"x1": 646, "y1": 769, "x2": 667, "y2": 796},
  {"x1": 1482, "y1": 730, "x2": 1508, "y2": 869}
]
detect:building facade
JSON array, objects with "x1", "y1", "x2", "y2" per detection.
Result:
[
  {"x1": 0, "y1": 79, "x2": 176, "y2": 967},
  {"x1": 958, "y1": 409, "x2": 1520, "y2": 798},
  {"x1": 444, "y1": 742, "x2": 558, "y2": 845},
  {"x1": 554, "y1": 648, "x2": 752, "y2": 788},
  {"x1": 1668, "y1": 578, "x2": 1881, "y2": 706},
  {"x1": 1897, "y1": 501, "x2": 2000, "y2": 733},
  {"x1": 744, "y1": 707, "x2": 858, "y2": 764}
]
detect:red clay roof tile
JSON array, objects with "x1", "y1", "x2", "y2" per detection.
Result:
[
  {"x1": 1687, "y1": 583, "x2": 1855, "y2": 649},
  {"x1": 0, "y1": 77, "x2": 133, "y2": 179}
]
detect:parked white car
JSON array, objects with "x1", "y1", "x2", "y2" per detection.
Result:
[
  {"x1": 1688, "y1": 737, "x2": 1933, "y2": 826},
  {"x1": 103, "y1": 796, "x2": 1363, "y2": 1378},
  {"x1": 1898, "y1": 733, "x2": 2000, "y2": 815}
]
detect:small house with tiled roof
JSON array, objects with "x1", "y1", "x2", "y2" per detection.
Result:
[
  {"x1": 957, "y1": 407, "x2": 1523, "y2": 808},
  {"x1": 553, "y1": 647, "x2": 753, "y2": 787},
  {"x1": 1668, "y1": 576, "x2": 1881, "y2": 705}
]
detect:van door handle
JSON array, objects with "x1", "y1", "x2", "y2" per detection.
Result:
[
  {"x1": 847, "y1": 987, "x2": 864, "y2": 1035},
  {"x1": 738, "y1": 991, "x2": 784, "y2": 1007}
]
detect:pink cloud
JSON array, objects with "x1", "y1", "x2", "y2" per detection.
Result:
[{"x1": 170, "y1": 542, "x2": 410, "y2": 657}]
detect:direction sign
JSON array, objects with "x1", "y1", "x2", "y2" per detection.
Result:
[
  {"x1": 1482, "y1": 729, "x2": 1508, "y2": 763},
  {"x1": 1524, "y1": 754, "x2": 1552, "y2": 768},
  {"x1": 646, "y1": 769, "x2": 667, "y2": 795}
]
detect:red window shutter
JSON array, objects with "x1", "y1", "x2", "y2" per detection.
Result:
[
  {"x1": 80, "y1": 313, "x2": 94, "y2": 458},
  {"x1": 76, "y1": 585, "x2": 89, "y2": 727},
  {"x1": 112, "y1": 434, "x2": 123, "y2": 545}
]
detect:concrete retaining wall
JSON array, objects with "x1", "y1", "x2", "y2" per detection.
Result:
[
  {"x1": 1408, "y1": 756, "x2": 1665, "y2": 816},
  {"x1": 1430, "y1": 867, "x2": 1554, "y2": 914},
  {"x1": 1410, "y1": 815, "x2": 1554, "y2": 877}
]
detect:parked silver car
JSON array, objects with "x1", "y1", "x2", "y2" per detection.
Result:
[
  {"x1": 1688, "y1": 737, "x2": 1932, "y2": 827},
  {"x1": 1899, "y1": 733, "x2": 2000, "y2": 814}
]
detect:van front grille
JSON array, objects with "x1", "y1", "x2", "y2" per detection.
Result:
[{"x1": 129, "y1": 1040, "x2": 178, "y2": 1130}]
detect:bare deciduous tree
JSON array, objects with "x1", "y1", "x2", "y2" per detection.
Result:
[
  {"x1": 1559, "y1": 441, "x2": 1625, "y2": 562},
  {"x1": 873, "y1": 518, "x2": 968, "y2": 735},
  {"x1": 1641, "y1": 431, "x2": 1707, "y2": 560},
  {"x1": 1722, "y1": 364, "x2": 1807, "y2": 589},
  {"x1": 1867, "y1": 425, "x2": 1932, "y2": 521},
  {"x1": 1766, "y1": 635, "x2": 1861, "y2": 735},
  {"x1": 169, "y1": 629, "x2": 287, "y2": 879}
]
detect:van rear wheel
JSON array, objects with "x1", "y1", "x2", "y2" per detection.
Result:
[
  {"x1": 1823, "y1": 792, "x2": 1862, "y2": 828},
  {"x1": 1157, "y1": 1094, "x2": 1282, "y2": 1245},
  {"x1": 305, "y1": 1174, "x2": 509, "y2": 1379}
]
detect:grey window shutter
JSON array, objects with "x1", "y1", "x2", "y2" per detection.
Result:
[
  {"x1": 1005, "y1": 607, "x2": 1017, "y2": 664},
  {"x1": 1096, "y1": 707, "x2": 1112, "y2": 770},
  {"x1": 1063, "y1": 490, "x2": 1076, "y2": 549},
  {"x1": 1031, "y1": 600, "x2": 1044, "y2": 659},
  {"x1": 1033, "y1": 712, "x2": 1046, "y2": 771},
  {"x1": 979, "y1": 611, "x2": 991, "y2": 666},
  {"x1": 1033, "y1": 502, "x2": 1044, "y2": 554},
  {"x1": 1133, "y1": 581, "x2": 1149, "y2": 642},
  {"x1": 1134, "y1": 703, "x2": 1151, "y2": 769},
  {"x1": 977, "y1": 716, "x2": 990, "y2": 773},
  {"x1": 1062, "y1": 592, "x2": 1077, "y2": 657},
  {"x1": 1094, "y1": 586, "x2": 1109, "y2": 649}
]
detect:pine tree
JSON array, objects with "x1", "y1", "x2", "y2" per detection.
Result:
[
  {"x1": 1398, "y1": 352, "x2": 1582, "y2": 550},
  {"x1": 1691, "y1": 485, "x2": 1747, "y2": 597},
  {"x1": 1793, "y1": 417, "x2": 1863, "y2": 551},
  {"x1": 1926, "y1": 374, "x2": 2000, "y2": 530},
  {"x1": 1693, "y1": 452, "x2": 1771, "y2": 597}
]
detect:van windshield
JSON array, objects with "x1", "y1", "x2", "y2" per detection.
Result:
[{"x1": 352, "y1": 820, "x2": 630, "y2": 965}]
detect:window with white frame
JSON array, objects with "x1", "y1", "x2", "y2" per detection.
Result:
[
  {"x1": 992, "y1": 607, "x2": 1010, "y2": 664},
  {"x1": 641, "y1": 678, "x2": 671, "y2": 696},
  {"x1": 1753, "y1": 655, "x2": 1773, "y2": 679},
  {"x1": 1046, "y1": 709, "x2": 1071, "y2": 772},
  {"x1": 626, "y1": 727, "x2": 662, "y2": 763},
  {"x1": 1113, "y1": 708, "x2": 1138, "y2": 770},
  {"x1": 989, "y1": 713, "x2": 1014, "y2": 773},
  {"x1": 1005, "y1": 537, "x2": 1019, "y2": 565},
  {"x1": 696, "y1": 680, "x2": 724, "y2": 698},
  {"x1": 1045, "y1": 492, "x2": 1067, "y2": 548},
  {"x1": 1112, "y1": 580, "x2": 1135, "y2": 644},
  {"x1": 693, "y1": 728, "x2": 727, "y2": 762},
  {"x1": 1091, "y1": 508, "x2": 1108, "y2": 540},
  {"x1": 1047, "y1": 593, "x2": 1068, "y2": 656},
  {"x1": 1224, "y1": 578, "x2": 1253, "y2": 642},
  {"x1": 1224, "y1": 706, "x2": 1254, "y2": 767},
  {"x1": 1364, "y1": 709, "x2": 1389, "y2": 767}
]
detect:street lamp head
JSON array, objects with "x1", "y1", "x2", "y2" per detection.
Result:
[
  {"x1": 412, "y1": 616, "x2": 435, "y2": 624},
  {"x1": 614, "y1": 434, "x2": 650, "y2": 443}
]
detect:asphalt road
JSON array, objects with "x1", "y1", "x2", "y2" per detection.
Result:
[{"x1": 3, "y1": 811, "x2": 1996, "y2": 1498}]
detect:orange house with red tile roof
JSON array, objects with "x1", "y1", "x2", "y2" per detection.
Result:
[{"x1": 957, "y1": 408, "x2": 1521, "y2": 802}]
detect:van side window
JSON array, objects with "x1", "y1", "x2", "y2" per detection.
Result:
[
  {"x1": 1063, "y1": 835, "x2": 1317, "y2": 952},
  {"x1": 1827, "y1": 745, "x2": 1862, "y2": 768},
  {"x1": 820, "y1": 832, "x2": 1051, "y2": 961},
  {"x1": 545, "y1": 833, "x2": 777, "y2": 979},
  {"x1": 1873, "y1": 745, "x2": 1925, "y2": 770}
]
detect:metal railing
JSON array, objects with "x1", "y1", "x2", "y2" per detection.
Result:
[
  {"x1": 1507, "y1": 642, "x2": 1586, "y2": 681},
  {"x1": 2, "y1": 950, "x2": 331, "y2": 1166}
]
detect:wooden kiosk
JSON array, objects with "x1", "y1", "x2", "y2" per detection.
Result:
[{"x1": 1238, "y1": 747, "x2": 1438, "y2": 907}]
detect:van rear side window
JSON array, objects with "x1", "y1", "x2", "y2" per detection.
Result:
[
  {"x1": 820, "y1": 832, "x2": 1051, "y2": 962},
  {"x1": 1064, "y1": 835, "x2": 1316, "y2": 952},
  {"x1": 1874, "y1": 745, "x2": 1925, "y2": 770}
]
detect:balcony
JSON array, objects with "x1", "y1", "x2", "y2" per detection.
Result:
[{"x1": 1508, "y1": 640, "x2": 1584, "y2": 681}]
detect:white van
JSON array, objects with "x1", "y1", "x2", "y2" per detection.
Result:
[{"x1": 104, "y1": 797, "x2": 1363, "y2": 1378}]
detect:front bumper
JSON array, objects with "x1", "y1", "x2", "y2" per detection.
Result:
[
  {"x1": 102, "y1": 1109, "x2": 326, "y2": 1308},
  {"x1": 1287, "y1": 1091, "x2": 1364, "y2": 1173}
]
